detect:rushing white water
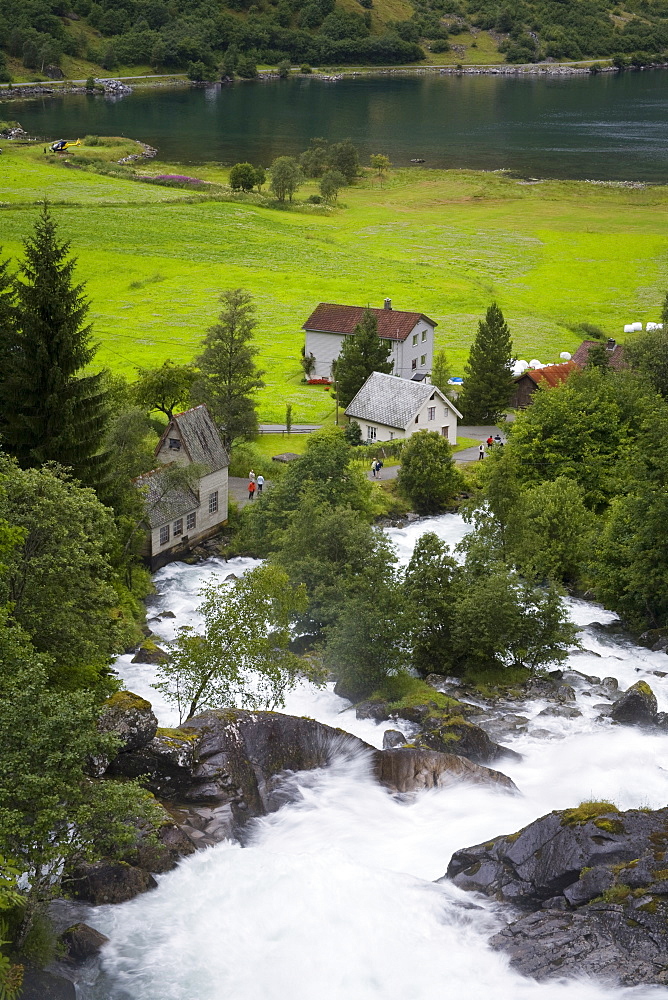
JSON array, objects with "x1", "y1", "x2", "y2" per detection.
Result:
[{"x1": 89, "y1": 515, "x2": 668, "y2": 1000}]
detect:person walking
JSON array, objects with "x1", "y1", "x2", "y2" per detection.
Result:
[
  {"x1": 256, "y1": 474, "x2": 265, "y2": 494},
  {"x1": 478, "y1": 444, "x2": 485, "y2": 461},
  {"x1": 248, "y1": 480, "x2": 256, "y2": 501},
  {"x1": 249, "y1": 469, "x2": 256, "y2": 483},
  {"x1": 371, "y1": 458, "x2": 378, "y2": 478},
  {"x1": 486, "y1": 435, "x2": 494, "y2": 448}
]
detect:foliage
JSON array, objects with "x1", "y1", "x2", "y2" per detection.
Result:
[
  {"x1": 0, "y1": 611, "x2": 161, "y2": 942},
  {"x1": 285, "y1": 402, "x2": 292, "y2": 434},
  {"x1": 133, "y1": 358, "x2": 197, "y2": 419},
  {"x1": 320, "y1": 169, "x2": 346, "y2": 203},
  {"x1": 187, "y1": 60, "x2": 215, "y2": 81},
  {"x1": 344, "y1": 420, "x2": 362, "y2": 446},
  {"x1": 625, "y1": 323, "x2": 668, "y2": 401},
  {"x1": 192, "y1": 288, "x2": 265, "y2": 447},
  {"x1": 458, "y1": 301, "x2": 514, "y2": 423},
  {"x1": 334, "y1": 307, "x2": 393, "y2": 408},
  {"x1": 270, "y1": 156, "x2": 303, "y2": 203},
  {"x1": 0, "y1": 203, "x2": 109, "y2": 490},
  {"x1": 0, "y1": 455, "x2": 123, "y2": 691},
  {"x1": 431, "y1": 348, "x2": 452, "y2": 398},
  {"x1": 253, "y1": 165, "x2": 266, "y2": 191},
  {"x1": 397, "y1": 430, "x2": 463, "y2": 514},
  {"x1": 403, "y1": 531, "x2": 457, "y2": 676},
  {"x1": 241, "y1": 427, "x2": 373, "y2": 554},
  {"x1": 370, "y1": 153, "x2": 391, "y2": 177},
  {"x1": 277, "y1": 58, "x2": 291, "y2": 78},
  {"x1": 229, "y1": 162, "x2": 257, "y2": 193},
  {"x1": 155, "y1": 564, "x2": 311, "y2": 721}
]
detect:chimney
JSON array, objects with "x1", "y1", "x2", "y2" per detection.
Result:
[
  {"x1": 384, "y1": 298, "x2": 392, "y2": 310},
  {"x1": 606, "y1": 338, "x2": 616, "y2": 352}
]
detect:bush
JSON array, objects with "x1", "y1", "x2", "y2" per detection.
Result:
[
  {"x1": 237, "y1": 55, "x2": 257, "y2": 78},
  {"x1": 85, "y1": 76, "x2": 95, "y2": 89},
  {"x1": 84, "y1": 134, "x2": 99, "y2": 145},
  {"x1": 300, "y1": 63, "x2": 313, "y2": 73},
  {"x1": 308, "y1": 194, "x2": 322, "y2": 203},
  {"x1": 229, "y1": 162, "x2": 256, "y2": 192},
  {"x1": 397, "y1": 431, "x2": 463, "y2": 513},
  {"x1": 430, "y1": 39, "x2": 450, "y2": 52},
  {"x1": 277, "y1": 58, "x2": 291, "y2": 78}
]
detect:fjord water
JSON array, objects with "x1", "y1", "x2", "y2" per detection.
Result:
[
  {"x1": 12, "y1": 70, "x2": 668, "y2": 181},
  {"x1": 85, "y1": 515, "x2": 668, "y2": 1000}
]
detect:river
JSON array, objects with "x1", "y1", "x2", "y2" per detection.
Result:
[
  {"x1": 78, "y1": 514, "x2": 668, "y2": 1000},
  {"x1": 8, "y1": 71, "x2": 668, "y2": 181}
]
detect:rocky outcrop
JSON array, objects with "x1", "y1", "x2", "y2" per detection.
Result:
[
  {"x1": 21, "y1": 968, "x2": 76, "y2": 1000},
  {"x1": 610, "y1": 680, "x2": 658, "y2": 726},
  {"x1": 61, "y1": 923, "x2": 109, "y2": 962},
  {"x1": 98, "y1": 690, "x2": 158, "y2": 752},
  {"x1": 416, "y1": 718, "x2": 521, "y2": 764},
  {"x1": 130, "y1": 641, "x2": 168, "y2": 665},
  {"x1": 108, "y1": 709, "x2": 516, "y2": 843},
  {"x1": 445, "y1": 803, "x2": 668, "y2": 985},
  {"x1": 375, "y1": 749, "x2": 517, "y2": 793},
  {"x1": 65, "y1": 860, "x2": 157, "y2": 905}
]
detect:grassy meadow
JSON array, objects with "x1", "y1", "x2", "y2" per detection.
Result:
[{"x1": 2, "y1": 139, "x2": 668, "y2": 423}]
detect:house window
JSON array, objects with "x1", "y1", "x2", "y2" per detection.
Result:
[
  {"x1": 208, "y1": 491, "x2": 219, "y2": 514},
  {"x1": 421, "y1": 330, "x2": 427, "y2": 342},
  {"x1": 173, "y1": 518, "x2": 183, "y2": 537},
  {"x1": 168, "y1": 438, "x2": 181, "y2": 450},
  {"x1": 367, "y1": 426, "x2": 377, "y2": 441},
  {"x1": 411, "y1": 358, "x2": 417, "y2": 371},
  {"x1": 159, "y1": 524, "x2": 170, "y2": 546},
  {"x1": 415, "y1": 415, "x2": 419, "y2": 424},
  {"x1": 412, "y1": 333, "x2": 418, "y2": 346},
  {"x1": 428, "y1": 406, "x2": 436, "y2": 420},
  {"x1": 421, "y1": 354, "x2": 426, "y2": 366},
  {"x1": 186, "y1": 511, "x2": 196, "y2": 531}
]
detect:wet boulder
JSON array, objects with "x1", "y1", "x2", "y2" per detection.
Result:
[
  {"x1": 21, "y1": 968, "x2": 76, "y2": 1000},
  {"x1": 610, "y1": 680, "x2": 658, "y2": 726},
  {"x1": 374, "y1": 748, "x2": 517, "y2": 794},
  {"x1": 65, "y1": 861, "x2": 157, "y2": 905},
  {"x1": 98, "y1": 690, "x2": 158, "y2": 753},
  {"x1": 382, "y1": 729, "x2": 408, "y2": 749},
  {"x1": 415, "y1": 718, "x2": 520, "y2": 765},
  {"x1": 131, "y1": 641, "x2": 169, "y2": 665},
  {"x1": 61, "y1": 922, "x2": 109, "y2": 962}
]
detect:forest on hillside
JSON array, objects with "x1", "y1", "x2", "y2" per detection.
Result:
[{"x1": 0, "y1": 0, "x2": 668, "y2": 76}]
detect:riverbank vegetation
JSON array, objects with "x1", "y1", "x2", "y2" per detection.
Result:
[
  {"x1": 2, "y1": 139, "x2": 668, "y2": 423},
  {"x1": 2, "y1": 0, "x2": 668, "y2": 83}
]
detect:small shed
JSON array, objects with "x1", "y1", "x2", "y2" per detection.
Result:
[{"x1": 510, "y1": 361, "x2": 579, "y2": 409}]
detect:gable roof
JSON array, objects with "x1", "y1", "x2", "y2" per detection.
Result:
[
  {"x1": 135, "y1": 468, "x2": 199, "y2": 529},
  {"x1": 345, "y1": 371, "x2": 462, "y2": 429},
  {"x1": 572, "y1": 340, "x2": 627, "y2": 371},
  {"x1": 303, "y1": 303, "x2": 437, "y2": 342},
  {"x1": 156, "y1": 404, "x2": 228, "y2": 472},
  {"x1": 518, "y1": 360, "x2": 580, "y2": 388}
]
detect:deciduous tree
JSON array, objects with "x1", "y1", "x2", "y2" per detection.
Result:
[
  {"x1": 270, "y1": 156, "x2": 302, "y2": 202},
  {"x1": 229, "y1": 162, "x2": 257, "y2": 192},
  {"x1": 458, "y1": 302, "x2": 514, "y2": 424},
  {"x1": 192, "y1": 288, "x2": 265, "y2": 447},
  {"x1": 320, "y1": 168, "x2": 346, "y2": 203},
  {"x1": 397, "y1": 430, "x2": 463, "y2": 514},
  {"x1": 133, "y1": 359, "x2": 197, "y2": 419}
]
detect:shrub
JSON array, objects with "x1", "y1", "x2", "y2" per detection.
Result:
[
  {"x1": 430, "y1": 40, "x2": 450, "y2": 52},
  {"x1": 229, "y1": 162, "x2": 256, "y2": 192},
  {"x1": 300, "y1": 63, "x2": 313, "y2": 73},
  {"x1": 277, "y1": 58, "x2": 291, "y2": 78},
  {"x1": 85, "y1": 76, "x2": 95, "y2": 90},
  {"x1": 84, "y1": 134, "x2": 100, "y2": 145},
  {"x1": 308, "y1": 194, "x2": 322, "y2": 203}
]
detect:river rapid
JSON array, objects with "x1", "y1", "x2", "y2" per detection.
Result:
[{"x1": 85, "y1": 515, "x2": 668, "y2": 1000}]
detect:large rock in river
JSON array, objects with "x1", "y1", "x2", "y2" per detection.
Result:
[
  {"x1": 610, "y1": 680, "x2": 658, "y2": 726},
  {"x1": 445, "y1": 803, "x2": 668, "y2": 986},
  {"x1": 99, "y1": 690, "x2": 158, "y2": 752}
]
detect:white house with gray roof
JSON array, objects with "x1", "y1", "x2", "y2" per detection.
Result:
[
  {"x1": 345, "y1": 371, "x2": 461, "y2": 446},
  {"x1": 136, "y1": 404, "x2": 229, "y2": 568}
]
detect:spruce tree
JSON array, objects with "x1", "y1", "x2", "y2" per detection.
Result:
[
  {"x1": 458, "y1": 302, "x2": 514, "y2": 424},
  {"x1": 192, "y1": 288, "x2": 266, "y2": 448},
  {"x1": 335, "y1": 308, "x2": 393, "y2": 408},
  {"x1": 0, "y1": 204, "x2": 109, "y2": 486},
  {"x1": 0, "y1": 253, "x2": 17, "y2": 445}
]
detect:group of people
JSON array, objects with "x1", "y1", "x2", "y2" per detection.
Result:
[
  {"x1": 370, "y1": 458, "x2": 384, "y2": 478},
  {"x1": 247, "y1": 469, "x2": 265, "y2": 500},
  {"x1": 478, "y1": 434, "x2": 504, "y2": 461}
]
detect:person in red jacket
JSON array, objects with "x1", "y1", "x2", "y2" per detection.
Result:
[{"x1": 248, "y1": 480, "x2": 256, "y2": 501}]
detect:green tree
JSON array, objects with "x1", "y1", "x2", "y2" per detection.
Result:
[
  {"x1": 404, "y1": 531, "x2": 458, "y2": 676},
  {"x1": 187, "y1": 59, "x2": 214, "y2": 81},
  {"x1": 0, "y1": 254, "x2": 16, "y2": 441},
  {"x1": 320, "y1": 168, "x2": 346, "y2": 203},
  {"x1": 334, "y1": 308, "x2": 393, "y2": 408},
  {"x1": 585, "y1": 339, "x2": 611, "y2": 370},
  {"x1": 370, "y1": 153, "x2": 391, "y2": 180},
  {"x1": 253, "y1": 165, "x2": 266, "y2": 191},
  {"x1": 344, "y1": 420, "x2": 362, "y2": 446},
  {"x1": 229, "y1": 162, "x2": 257, "y2": 192},
  {"x1": 0, "y1": 204, "x2": 109, "y2": 489},
  {"x1": 458, "y1": 302, "x2": 514, "y2": 424},
  {"x1": 300, "y1": 137, "x2": 329, "y2": 178},
  {"x1": 192, "y1": 288, "x2": 266, "y2": 447},
  {"x1": 0, "y1": 456, "x2": 121, "y2": 690},
  {"x1": 277, "y1": 58, "x2": 291, "y2": 77},
  {"x1": 327, "y1": 139, "x2": 359, "y2": 183},
  {"x1": 155, "y1": 564, "x2": 310, "y2": 722},
  {"x1": 430, "y1": 348, "x2": 452, "y2": 399},
  {"x1": 133, "y1": 359, "x2": 197, "y2": 419},
  {"x1": 397, "y1": 430, "x2": 463, "y2": 514},
  {"x1": 626, "y1": 323, "x2": 668, "y2": 400},
  {"x1": 285, "y1": 402, "x2": 292, "y2": 434},
  {"x1": 221, "y1": 43, "x2": 238, "y2": 77},
  {"x1": 270, "y1": 156, "x2": 303, "y2": 202},
  {"x1": 0, "y1": 611, "x2": 161, "y2": 944}
]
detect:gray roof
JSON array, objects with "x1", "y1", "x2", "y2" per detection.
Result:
[
  {"x1": 345, "y1": 371, "x2": 461, "y2": 429},
  {"x1": 135, "y1": 470, "x2": 199, "y2": 529},
  {"x1": 157, "y1": 405, "x2": 228, "y2": 472}
]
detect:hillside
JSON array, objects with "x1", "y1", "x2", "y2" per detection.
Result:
[{"x1": 1, "y1": 0, "x2": 667, "y2": 82}]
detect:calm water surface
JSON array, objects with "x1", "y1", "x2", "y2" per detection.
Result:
[{"x1": 8, "y1": 70, "x2": 668, "y2": 180}]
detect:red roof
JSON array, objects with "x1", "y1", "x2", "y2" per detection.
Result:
[
  {"x1": 571, "y1": 340, "x2": 627, "y2": 371},
  {"x1": 515, "y1": 360, "x2": 580, "y2": 388},
  {"x1": 303, "y1": 303, "x2": 437, "y2": 342}
]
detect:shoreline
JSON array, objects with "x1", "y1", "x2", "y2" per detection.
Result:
[{"x1": 2, "y1": 59, "x2": 667, "y2": 103}]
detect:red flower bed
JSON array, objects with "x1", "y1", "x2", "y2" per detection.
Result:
[{"x1": 307, "y1": 378, "x2": 332, "y2": 385}]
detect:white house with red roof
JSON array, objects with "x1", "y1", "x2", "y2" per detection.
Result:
[{"x1": 302, "y1": 299, "x2": 436, "y2": 381}]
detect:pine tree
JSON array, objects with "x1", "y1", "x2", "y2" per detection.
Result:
[
  {"x1": 0, "y1": 204, "x2": 109, "y2": 487},
  {"x1": 0, "y1": 253, "x2": 17, "y2": 445},
  {"x1": 335, "y1": 308, "x2": 393, "y2": 408},
  {"x1": 458, "y1": 302, "x2": 514, "y2": 424},
  {"x1": 192, "y1": 288, "x2": 265, "y2": 448}
]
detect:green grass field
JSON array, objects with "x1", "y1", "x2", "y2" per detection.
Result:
[{"x1": 2, "y1": 140, "x2": 668, "y2": 422}]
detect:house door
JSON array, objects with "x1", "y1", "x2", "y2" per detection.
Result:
[{"x1": 441, "y1": 426, "x2": 449, "y2": 438}]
